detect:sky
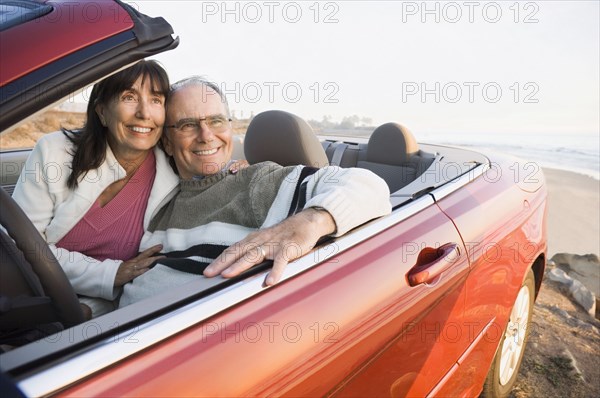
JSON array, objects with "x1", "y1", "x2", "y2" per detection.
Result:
[{"x1": 128, "y1": 0, "x2": 599, "y2": 135}]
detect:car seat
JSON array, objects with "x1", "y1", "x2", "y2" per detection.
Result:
[
  {"x1": 244, "y1": 110, "x2": 329, "y2": 168},
  {"x1": 356, "y1": 123, "x2": 432, "y2": 192}
]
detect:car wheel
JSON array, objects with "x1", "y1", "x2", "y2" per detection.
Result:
[{"x1": 482, "y1": 269, "x2": 535, "y2": 397}]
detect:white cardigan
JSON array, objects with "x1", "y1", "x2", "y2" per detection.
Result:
[{"x1": 12, "y1": 132, "x2": 179, "y2": 300}]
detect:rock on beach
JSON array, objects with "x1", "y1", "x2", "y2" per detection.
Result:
[{"x1": 548, "y1": 254, "x2": 599, "y2": 318}]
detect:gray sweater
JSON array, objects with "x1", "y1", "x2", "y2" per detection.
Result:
[{"x1": 120, "y1": 162, "x2": 391, "y2": 306}]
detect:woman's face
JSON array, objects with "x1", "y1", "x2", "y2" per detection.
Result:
[{"x1": 96, "y1": 75, "x2": 166, "y2": 164}]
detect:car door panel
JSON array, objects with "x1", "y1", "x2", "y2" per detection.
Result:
[
  {"x1": 328, "y1": 203, "x2": 470, "y2": 398},
  {"x1": 60, "y1": 200, "x2": 470, "y2": 397}
]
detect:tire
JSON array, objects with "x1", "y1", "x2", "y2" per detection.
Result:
[{"x1": 482, "y1": 269, "x2": 535, "y2": 397}]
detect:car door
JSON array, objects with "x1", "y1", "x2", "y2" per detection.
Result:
[
  {"x1": 325, "y1": 201, "x2": 471, "y2": 398},
  {"x1": 57, "y1": 195, "x2": 471, "y2": 397}
]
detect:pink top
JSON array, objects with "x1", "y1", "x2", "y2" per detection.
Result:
[{"x1": 57, "y1": 151, "x2": 156, "y2": 261}]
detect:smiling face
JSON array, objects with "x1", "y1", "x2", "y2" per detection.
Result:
[
  {"x1": 164, "y1": 84, "x2": 233, "y2": 179},
  {"x1": 96, "y1": 75, "x2": 165, "y2": 165}
]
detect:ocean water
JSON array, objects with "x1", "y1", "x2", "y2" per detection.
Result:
[
  {"x1": 419, "y1": 132, "x2": 600, "y2": 181},
  {"x1": 323, "y1": 129, "x2": 599, "y2": 180}
]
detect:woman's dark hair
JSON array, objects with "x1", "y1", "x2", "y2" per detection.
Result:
[{"x1": 63, "y1": 60, "x2": 170, "y2": 188}]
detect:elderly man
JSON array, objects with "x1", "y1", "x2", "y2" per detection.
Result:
[{"x1": 120, "y1": 77, "x2": 391, "y2": 306}]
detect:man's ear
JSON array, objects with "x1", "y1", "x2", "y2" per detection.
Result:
[{"x1": 95, "y1": 104, "x2": 107, "y2": 126}]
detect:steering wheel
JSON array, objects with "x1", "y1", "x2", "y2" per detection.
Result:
[{"x1": 0, "y1": 187, "x2": 84, "y2": 327}]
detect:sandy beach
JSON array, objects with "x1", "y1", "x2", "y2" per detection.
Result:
[{"x1": 544, "y1": 168, "x2": 600, "y2": 257}]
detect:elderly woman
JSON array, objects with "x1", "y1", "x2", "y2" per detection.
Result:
[{"x1": 12, "y1": 61, "x2": 179, "y2": 317}]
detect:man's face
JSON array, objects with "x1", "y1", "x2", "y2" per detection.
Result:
[{"x1": 164, "y1": 85, "x2": 233, "y2": 179}]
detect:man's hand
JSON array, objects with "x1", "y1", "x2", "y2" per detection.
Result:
[{"x1": 204, "y1": 208, "x2": 336, "y2": 286}]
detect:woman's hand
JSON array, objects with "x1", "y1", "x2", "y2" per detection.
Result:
[
  {"x1": 114, "y1": 244, "x2": 165, "y2": 287},
  {"x1": 228, "y1": 159, "x2": 249, "y2": 174}
]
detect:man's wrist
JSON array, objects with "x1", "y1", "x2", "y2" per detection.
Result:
[{"x1": 303, "y1": 206, "x2": 337, "y2": 236}]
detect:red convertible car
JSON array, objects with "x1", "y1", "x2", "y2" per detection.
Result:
[{"x1": 0, "y1": 1, "x2": 547, "y2": 397}]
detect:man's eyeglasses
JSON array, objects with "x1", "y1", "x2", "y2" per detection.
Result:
[{"x1": 165, "y1": 115, "x2": 232, "y2": 136}]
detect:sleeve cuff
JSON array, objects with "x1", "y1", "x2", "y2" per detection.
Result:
[{"x1": 100, "y1": 259, "x2": 122, "y2": 300}]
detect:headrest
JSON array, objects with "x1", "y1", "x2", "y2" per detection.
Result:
[
  {"x1": 244, "y1": 110, "x2": 329, "y2": 168},
  {"x1": 367, "y1": 123, "x2": 418, "y2": 165}
]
